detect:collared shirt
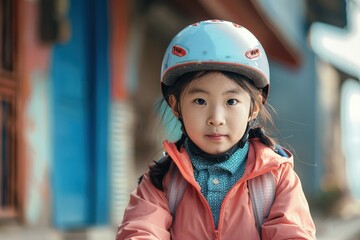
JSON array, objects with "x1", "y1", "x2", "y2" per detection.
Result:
[{"x1": 184, "y1": 139, "x2": 249, "y2": 227}]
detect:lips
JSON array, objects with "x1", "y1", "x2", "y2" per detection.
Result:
[{"x1": 206, "y1": 134, "x2": 225, "y2": 141}]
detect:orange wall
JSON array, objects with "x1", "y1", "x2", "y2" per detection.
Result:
[{"x1": 109, "y1": 0, "x2": 129, "y2": 100}]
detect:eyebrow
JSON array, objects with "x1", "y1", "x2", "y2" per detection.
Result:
[
  {"x1": 186, "y1": 87, "x2": 209, "y2": 95},
  {"x1": 224, "y1": 89, "x2": 243, "y2": 95}
]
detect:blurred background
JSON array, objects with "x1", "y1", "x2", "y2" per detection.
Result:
[{"x1": 0, "y1": 0, "x2": 360, "y2": 239}]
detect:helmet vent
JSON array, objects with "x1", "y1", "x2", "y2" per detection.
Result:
[
  {"x1": 245, "y1": 48, "x2": 260, "y2": 59},
  {"x1": 172, "y1": 45, "x2": 187, "y2": 57}
]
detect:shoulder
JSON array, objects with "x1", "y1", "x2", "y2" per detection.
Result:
[
  {"x1": 244, "y1": 140, "x2": 293, "y2": 181},
  {"x1": 250, "y1": 141, "x2": 305, "y2": 188}
]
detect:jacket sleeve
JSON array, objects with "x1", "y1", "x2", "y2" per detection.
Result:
[
  {"x1": 262, "y1": 162, "x2": 316, "y2": 239},
  {"x1": 116, "y1": 172, "x2": 173, "y2": 240}
]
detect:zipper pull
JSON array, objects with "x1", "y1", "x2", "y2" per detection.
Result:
[{"x1": 214, "y1": 229, "x2": 219, "y2": 239}]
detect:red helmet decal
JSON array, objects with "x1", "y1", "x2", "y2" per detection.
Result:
[
  {"x1": 172, "y1": 45, "x2": 187, "y2": 57},
  {"x1": 232, "y1": 23, "x2": 242, "y2": 28},
  {"x1": 245, "y1": 48, "x2": 260, "y2": 59}
]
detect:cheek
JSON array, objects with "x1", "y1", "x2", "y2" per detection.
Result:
[
  {"x1": 180, "y1": 105, "x2": 203, "y2": 130},
  {"x1": 230, "y1": 116, "x2": 246, "y2": 127},
  {"x1": 230, "y1": 109, "x2": 251, "y2": 133},
  {"x1": 179, "y1": 101, "x2": 193, "y2": 118},
  {"x1": 182, "y1": 110, "x2": 200, "y2": 128}
]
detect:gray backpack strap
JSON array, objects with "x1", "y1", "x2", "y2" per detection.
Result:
[
  {"x1": 167, "y1": 164, "x2": 187, "y2": 216},
  {"x1": 249, "y1": 145, "x2": 287, "y2": 236},
  {"x1": 248, "y1": 172, "x2": 276, "y2": 237}
]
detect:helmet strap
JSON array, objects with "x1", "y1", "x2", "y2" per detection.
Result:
[
  {"x1": 178, "y1": 117, "x2": 187, "y2": 137},
  {"x1": 239, "y1": 121, "x2": 252, "y2": 148}
]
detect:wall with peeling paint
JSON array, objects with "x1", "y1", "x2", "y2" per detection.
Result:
[
  {"x1": 21, "y1": 1, "x2": 52, "y2": 225},
  {"x1": 19, "y1": 0, "x2": 111, "y2": 228}
]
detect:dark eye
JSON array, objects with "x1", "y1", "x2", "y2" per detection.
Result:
[
  {"x1": 227, "y1": 99, "x2": 238, "y2": 106},
  {"x1": 194, "y1": 98, "x2": 206, "y2": 105}
]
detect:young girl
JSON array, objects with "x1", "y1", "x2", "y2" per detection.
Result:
[{"x1": 116, "y1": 20, "x2": 316, "y2": 239}]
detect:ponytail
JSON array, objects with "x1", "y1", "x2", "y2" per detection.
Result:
[
  {"x1": 148, "y1": 134, "x2": 186, "y2": 191},
  {"x1": 249, "y1": 126, "x2": 276, "y2": 149}
]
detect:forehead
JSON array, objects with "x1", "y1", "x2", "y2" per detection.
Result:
[{"x1": 185, "y1": 72, "x2": 247, "y2": 94}]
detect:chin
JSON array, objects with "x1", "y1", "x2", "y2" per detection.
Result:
[{"x1": 205, "y1": 148, "x2": 227, "y2": 156}]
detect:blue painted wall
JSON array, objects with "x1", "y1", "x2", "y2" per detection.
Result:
[
  {"x1": 93, "y1": 0, "x2": 110, "y2": 225},
  {"x1": 50, "y1": 0, "x2": 110, "y2": 229}
]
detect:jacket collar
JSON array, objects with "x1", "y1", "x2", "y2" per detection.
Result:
[{"x1": 163, "y1": 139, "x2": 293, "y2": 181}]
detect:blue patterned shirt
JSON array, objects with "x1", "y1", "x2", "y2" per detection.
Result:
[{"x1": 184, "y1": 139, "x2": 249, "y2": 227}]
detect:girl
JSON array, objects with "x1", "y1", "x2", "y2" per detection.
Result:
[{"x1": 116, "y1": 20, "x2": 316, "y2": 239}]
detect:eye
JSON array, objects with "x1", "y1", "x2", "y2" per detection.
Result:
[
  {"x1": 227, "y1": 99, "x2": 238, "y2": 106},
  {"x1": 194, "y1": 98, "x2": 206, "y2": 105}
]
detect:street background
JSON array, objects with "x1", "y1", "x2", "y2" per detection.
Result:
[{"x1": 0, "y1": 0, "x2": 360, "y2": 239}]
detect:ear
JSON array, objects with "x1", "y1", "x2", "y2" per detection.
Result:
[
  {"x1": 169, "y1": 95, "x2": 180, "y2": 118},
  {"x1": 248, "y1": 97, "x2": 261, "y2": 121}
]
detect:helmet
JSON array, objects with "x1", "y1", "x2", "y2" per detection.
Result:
[{"x1": 161, "y1": 20, "x2": 270, "y2": 102}]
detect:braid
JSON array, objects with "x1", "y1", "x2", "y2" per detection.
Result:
[
  {"x1": 148, "y1": 134, "x2": 186, "y2": 191},
  {"x1": 249, "y1": 126, "x2": 276, "y2": 149}
]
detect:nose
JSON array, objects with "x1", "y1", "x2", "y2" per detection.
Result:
[{"x1": 207, "y1": 107, "x2": 225, "y2": 126}]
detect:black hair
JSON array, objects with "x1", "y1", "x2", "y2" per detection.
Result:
[{"x1": 149, "y1": 70, "x2": 276, "y2": 190}]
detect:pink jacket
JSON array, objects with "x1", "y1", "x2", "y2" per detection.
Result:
[{"x1": 117, "y1": 139, "x2": 316, "y2": 239}]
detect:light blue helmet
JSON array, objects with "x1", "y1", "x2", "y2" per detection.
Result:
[{"x1": 161, "y1": 20, "x2": 270, "y2": 102}]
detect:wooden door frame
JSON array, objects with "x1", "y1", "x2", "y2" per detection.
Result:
[
  {"x1": 0, "y1": 0, "x2": 23, "y2": 221},
  {"x1": 16, "y1": 0, "x2": 25, "y2": 223}
]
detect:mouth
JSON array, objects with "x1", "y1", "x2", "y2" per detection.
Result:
[{"x1": 206, "y1": 133, "x2": 226, "y2": 141}]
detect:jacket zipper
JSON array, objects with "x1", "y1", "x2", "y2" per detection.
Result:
[
  {"x1": 214, "y1": 230, "x2": 219, "y2": 240},
  {"x1": 165, "y1": 144, "x2": 218, "y2": 238},
  {"x1": 179, "y1": 170, "x2": 218, "y2": 238},
  {"x1": 195, "y1": 184, "x2": 218, "y2": 238}
]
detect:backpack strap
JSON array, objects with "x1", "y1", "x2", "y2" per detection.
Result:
[
  {"x1": 167, "y1": 164, "x2": 188, "y2": 216},
  {"x1": 248, "y1": 145, "x2": 288, "y2": 236},
  {"x1": 248, "y1": 172, "x2": 276, "y2": 236}
]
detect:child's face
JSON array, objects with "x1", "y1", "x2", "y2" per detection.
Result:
[{"x1": 170, "y1": 72, "x2": 259, "y2": 155}]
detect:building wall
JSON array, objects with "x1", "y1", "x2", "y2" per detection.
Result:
[
  {"x1": 19, "y1": 0, "x2": 112, "y2": 228},
  {"x1": 20, "y1": 0, "x2": 52, "y2": 225},
  {"x1": 50, "y1": 0, "x2": 111, "y2": 229},
  {"x1": 258, "y1": 0, "x2": 322, "y2": 197}
]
